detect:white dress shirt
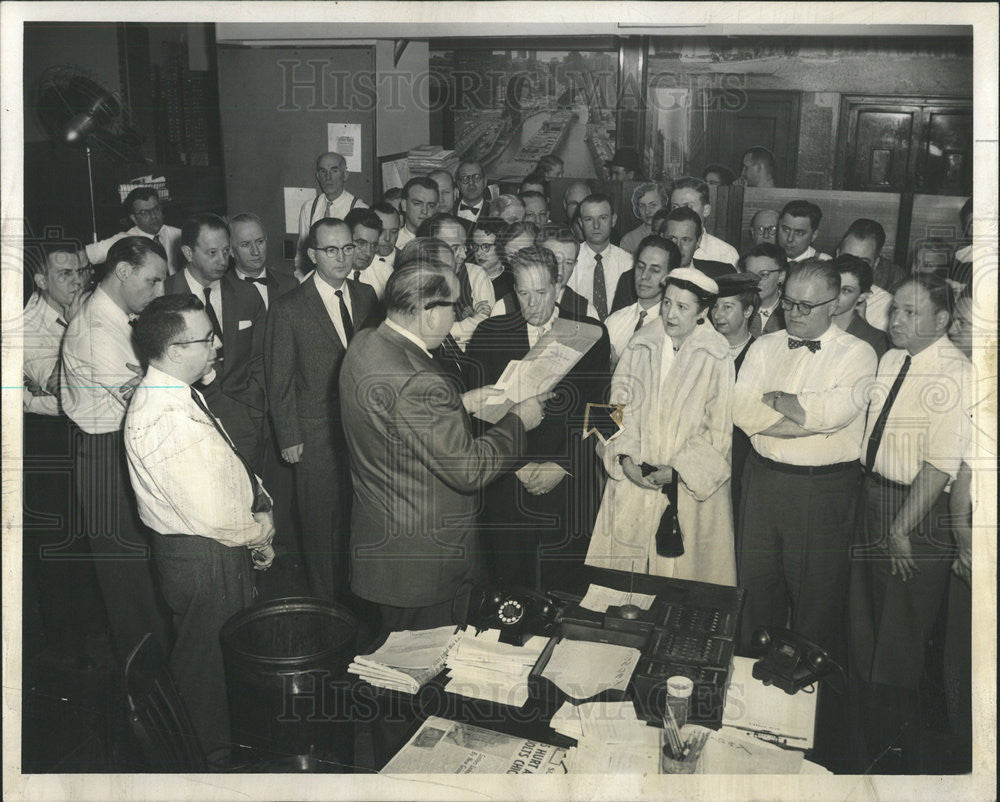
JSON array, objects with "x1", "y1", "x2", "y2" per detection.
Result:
[
  {"x1": 375, "y1": 249, "x2": 397, "y2": 271},
  {"x1": 385, "y1": 317, "x2": 432, "y2": 358},
  {"x1": 235, "y1": 267, "x2": 272, "y2": 308},
  {"x1": 694, "y1": 232, "x2": 739, "y2": 267},
  {"x1": 22, "y1": 292, "x2": 67, "y2": 415},
  {"x1": 84, "y1": 224, "x2": 182, "y2": 274},
  {"x1": 60, "y1": 284, "x2": 139, "y2": 434},
  {"x1": 787, "y1": 246, "x2": 832, "y2": 264},
  {"x1": 395, "y1": 225, "x2": 416, "y2": 249},
  {"x1": 124, "y1": 365, "x2": 271, "y2": 547},
  {"x1": 604, "y1": 300, "x2": 662, "y2": 368},
  {"x1": 297, "y1": 190, "x2": 364, "y2": 238},
  {"x1": 183, "y1": 270, "x2": 223, "y2": 332},
  {"x1": 864, "y1": 338, "x2": 970, "y2": 485},
  {"x1": 450, "y1": 262, "x2": 500, "y2": 349},
  {"x1": 864, "y1": 284, "x2": 892, "y2": 332},
  {"x1": 526, "y1": 308, "x2": 559, "y2": 348},
  {"x1": 352, "y1": 258, "x2": 393, "y2": 302},
  {"x1": 313, "y1": 274, "x2": 354, "y2": 348},
  {"x1": 456, "y1": 198, "x2": 487, "y2": 224},
  {"x1": 564, "y1": 241, "x2": 632, "y2": 316},
  {"x1": 733, "y1": 323, "x2": 878, "y2": 465}
]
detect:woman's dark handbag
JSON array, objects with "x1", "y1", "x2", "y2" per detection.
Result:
[{"x1": 654, "y1": 476, "x2": 684, "y2": 557}]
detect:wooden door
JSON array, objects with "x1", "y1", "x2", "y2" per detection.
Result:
[
  {"x1": 841, "y1": 103, "x2": 920, "y2": 192},
  {"x1": 918, "y1": 107, "x2": 973, "y2": 195},
  {"x1": 696, "y1": 89, "x2": 801, "y2": 187}
]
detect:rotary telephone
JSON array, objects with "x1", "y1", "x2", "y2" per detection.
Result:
[
  {"x1": 750, "y1": 627, "x2": 847, "y2": 694},
  {"x1": 454, "y1": 584, "x2": 563, "y2": 645}
]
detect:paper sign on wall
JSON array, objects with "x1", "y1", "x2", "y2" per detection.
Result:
[
  {"x1": 283, "y1": 187, "x2": 317, "y2": 235},
  {"x1": 328, "y1": 123, "x2": 363, "y2": 172}
]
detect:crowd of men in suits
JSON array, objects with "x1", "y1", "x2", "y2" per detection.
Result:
[{"x1": 22, "y1": 146, "x2": 976, "y2": 767}]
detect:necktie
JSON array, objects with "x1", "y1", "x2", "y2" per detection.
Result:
[
  {"x1": 203, "y1": 287, "x2": 224, "y2": 362},
  {"x1": 56, "y1": 317, "x2": 68, "y2": 328},
  {"x1": 352, "y1": 269, "x2": 362, "y2": 283},
  {"x1": 326, "y1": 199, "x2": 336, "y2": 217},
  {"x1": 190, "y1": 387, "x2": 271, "y2": 513},
  {"x1": 864, "y1": 355, "x2": 912, "y2": 472},
  {"x1": 153, "y1": 232, "x2": 162, "y2": 246},
  {"x1": 336, "y1": 289, "x2": 354, "y2": 344},
  {"x1": 633, "y1": 309, "x2": 648, "y2": 334},
  {"x1": 592, "y1": 253, "x2": 608, "y2": 320},
  {"x1": 459, "y1": 204, "x2": 480, "y2": 214},
  {"x1": 787, "y1": 337, "x2": 821, "y2": 353},
  {"x1": 243, "y1": 274, "x2": 270, "y2": 286}
]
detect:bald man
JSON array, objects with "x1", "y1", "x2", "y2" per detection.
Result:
[
  {"x1": 749, "y1": 209, "x2": 778, "y2": 247},
  {"x1": 296, "y1": 151, "x2": 367, "y2": 272},
  {"x1": 428, "y1": 170, "x2": 456, "y2": 216}
]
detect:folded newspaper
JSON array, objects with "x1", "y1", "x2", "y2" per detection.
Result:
[
  {"x1": 444, "y1": 629, "x2": 548, "y2": 708},
  {"x1": 348, "y1": 625, "x2": 462, "y2": 694},
  {"x1": 381, "y1": 716, "x2": 567, "y2": 774}
]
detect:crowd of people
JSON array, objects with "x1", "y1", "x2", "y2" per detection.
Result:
[{"x1": 22, "y1": 145, "x2": 976, "y2": 767}]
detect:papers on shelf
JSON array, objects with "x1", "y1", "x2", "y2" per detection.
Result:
[
  {"x1": 443, "y1": 628, "x2": 548, "y2": 708},
  {"x1": 348, "y1": 625, "x2": 461, "y2": 694},
  {"x1": 579, "y1": 583, "x2": 657, "y2": 614},
  {"x1": 722, "y1": 656, "x2": 818, "y2": 749},
  {"x1": 540, "y1": 639, "x2": 640, "y2": 701},
  {"x1": 553, "y1": 701, "x2": 661, "y2": 774},
  {"x1": 381, "y1": 716, "x2": 566, "y2": 775}
]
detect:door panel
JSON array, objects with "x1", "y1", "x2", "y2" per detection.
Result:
[
  {"x1": 848, "y1": 108, "x2": 918, "y2": 191},
  {"x1": 919, "y1": 109, "x2": 973, "y2": 195}
]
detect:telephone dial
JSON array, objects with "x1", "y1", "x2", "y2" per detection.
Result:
[
  {"x1": 750, "y1": 626, "x2": 847, "y2": 694},
  {"x1": 453, "y1": 583, "x2": 563, "y2": 645}
]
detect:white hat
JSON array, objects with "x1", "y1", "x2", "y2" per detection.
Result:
[{"x1": 667, "y1": 266, "x2": 719, "y2": 296}]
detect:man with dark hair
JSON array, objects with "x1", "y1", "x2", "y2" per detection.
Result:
[
  {"x1": 82, "y1": 186, "x2": 182, "y2": 273},
  {"x1": 741, "y1": 242, "x2": 789, "y2": 337},
  {"x1": 229, "y1": 212, "x2": 298, "y2": 309},
  {"x1": 371, "y1": 201, "x2": 402, "y2": 271},
  {"x1": 61, "y1": 236, "x2": 171, "y2": 662},
  {"x1": 539, "y1": 226, "x2": 595, "y2": 320},
  {"x1": 734, "y1": 260, "x2": 877, "y2": 666},
  {"x1": 520, "y1": 190, "x2": 550, "y2": 227},
  {"x1": 465, "y1": 246, "x2": 611, "y2": 594},
  {"x1": 455, "y1": 160, "x2": 491, "y2": 226},
  {"x1": 836, "y1": 218, "x2": 903, "y2": 332},
  {"x1": 828, "y1": 253, "x2": 890, "y2": 359},
  {"x1": 295, "y1": 151, "x2": 367, "y2": 273},
  {"x1": 536, "y1": 154, "x2": 564, "y2": 179},
  {"x1": 339, "y1": 263, "x2": 549, "y2": 630},
  {"x1": 740, "y1": 146, "x2": 777, "y2": 188},
  {"x1": 562, "y1": 193, "x2": 633, "y2": 320},
  {"x1": 604, "y1": 147, "x2": 643, "y2": 181},
  {"x1": 778, "y1": 200, "x2": 831, "y2": 264},
  {"x1": 265, "y1": 218, "x2": 378, "y2": 602},
  {"x1": 703, "y1": 163, "x2": 735, "y2": 186},
  {"x1": 126, "y1": 293, "x2": 274, "y2": 759},
  {"x1": 166, "y1": 213, "x2": 268, "y2": 470},
  {"x1": 520, "y1": 172, "x2": 549, "y2": 198},
  {"x1": 345, "y1": 207, "x2": 391, "y2": 301},
  {"x1": 670, "y1": 176, "x2": 739, "y2": 267},
  {"x1": 658, "y1": 206, "x2": 736, "y2": 279},
  {"x1": 397, "y1": 176, "x2": 439, "y2": 249}
]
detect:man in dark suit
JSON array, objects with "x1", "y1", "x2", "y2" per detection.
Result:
[
  {"x1": 339, "y1": 263, "x2": 548, "y2": 632},
  {"x1": 166, "y1": 213, "x2": 268, "y2": 469},
  {"x1": 455, "y1": 160, "x2": 491, "y2": 227},
  {"x1": 827, "y1": 253, "x2": 891, "y2": 360},
  {"x1": 653, "y1": 206, "x2": 736, "y2": 280},
  {"x1": 265, "y1": 218, "x2": 378, "y2": 603},
  {"x1": 465, "y1": 246, "x2": 612, "y2": 595},
  {"x1": 741, "y1": 243, "x2": 788, "y2": 337}
]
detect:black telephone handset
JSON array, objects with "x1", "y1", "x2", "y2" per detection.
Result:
[
  {"x1": 459, "y1": 585, "x2": 562, "y2": 646},
  {"x1": 750, "y1": 627, "x2": 847, "y2": 694}
]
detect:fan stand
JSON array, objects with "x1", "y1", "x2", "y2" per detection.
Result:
[{"x1": 84, "y1": 144, "x2": 98, "y2": 244}]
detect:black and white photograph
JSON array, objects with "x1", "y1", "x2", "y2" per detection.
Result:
[{"x1": 2, "y1": 3, "x2": 996, "y2": 800}]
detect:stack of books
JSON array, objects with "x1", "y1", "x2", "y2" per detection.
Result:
[
  {"x1": 348, "y1": 625, "x2": 461, "y2": 694},
  {"x1": 406, "y1": 144, "x2": 459, "y2": 177}
]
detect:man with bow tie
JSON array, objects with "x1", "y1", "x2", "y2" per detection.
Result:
[
  {"x1": 733, "y1": 259, "x2": 876, "y2": 665},
  {"x1": 230, "y1": 213, "x2": 298, "y2": 309},
  {"x1": 455, "y1": 160, "x2": 491, "y2": 226}
]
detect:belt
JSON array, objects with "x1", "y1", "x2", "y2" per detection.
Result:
[
  {"x1": 865, "y1": 471, "x2": 910, "y2": 492},
  {"x1": 752, "y1": 451, "x2": 859, "y2": 476}
]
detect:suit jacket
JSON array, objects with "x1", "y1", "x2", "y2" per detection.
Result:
[
  {"x1": 163, "y1": 269, "x2": 267, "y2": 455},
  {"x1": 846, "y1": 312, "x2": 891, "y2": 361},
  {"x1": 264, "y1": 274, "x2": 377, "y2": 453},
  {"x1": 339, "y1": 321, "x2": 525, "y2": 607},
  {"x1": 692, "y1": 258, "x2": 737, "y2": 280},
  {"x1": 760, "y1": 305, "x2": 785, "y2": 336},
  {"x1": 558, "y1": 286, "x2": 590, "y2": 319},
  {"x1": 610, "y1": 269, "x2": 638, "y2": 313}
]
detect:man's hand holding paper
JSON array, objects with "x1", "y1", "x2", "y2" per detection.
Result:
[{"x1": 516, "y1": 461, "x2": 570, "y2": 495}]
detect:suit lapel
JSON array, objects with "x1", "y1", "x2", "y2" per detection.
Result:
[
  {"x1": 304, "y1": 276, "x2": 345, "y2": 351},
  {"x1": 347, "y1": 280, "x2": 371, "y2": 329}
]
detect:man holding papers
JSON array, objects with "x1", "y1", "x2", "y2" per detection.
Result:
[{"x1": 465, "y1": 246, "x2": 611, "y2": 595}]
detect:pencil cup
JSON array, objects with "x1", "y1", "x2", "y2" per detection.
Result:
[{"x1": 660, "y1": 727, "x2": 699, "y2": 774}]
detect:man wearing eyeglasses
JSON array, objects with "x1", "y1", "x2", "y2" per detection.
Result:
[
  {"x1": 265, "y1": 218, "x2": 378, "y2": 603},
  {"x1": 82, "y1": 187, "x2": 182, "y2": 274},
  {"x1": 741, "y1": 243, "x2": 789, "y2": 337},
  {"x1": 345, "y1": 207, "x2": 392, "y2": 302},
  {"x1": 125, "y1": 293, "x2": 275, "y2": 761},
  {"x1": 455, "y1": 160, "x2": 492, "y2": 226},
  {"x1": 734, "y1": 259, "x2": 877, "y2": 668},
  {"x1": 295, "y1": 152, "x2": 367, "y2": 274},
  {"x1": 748, "y1": 209, "x2": 779, "y2": 247}
]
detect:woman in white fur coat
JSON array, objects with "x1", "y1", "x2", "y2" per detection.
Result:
[{"x1": 586, "y1": 268, "x2": 737, "y2": 586}]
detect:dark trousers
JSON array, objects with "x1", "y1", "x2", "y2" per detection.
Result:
[
  {"x1": 260, "y1": 417, "x2": 297, "y2": 550},
  {"x1": 149, "y1": 532, "x2": 254, "y2": 758},
  {"x1": 943, "y1": 574, "x2": 971, "y2": 764},
  {"x1": 296, "y1": 427, "x2": 350, "y2": 602},
  {"x1": 738, "y1": 453, "x2": 862, "y2": 662},
  {"x1": 75, "y1": 428, "x2": 171, "y2": 661}
]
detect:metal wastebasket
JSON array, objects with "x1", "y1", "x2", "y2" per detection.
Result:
[{"x1": 220, "y1": 597, "x2": 358, "y2": 771}]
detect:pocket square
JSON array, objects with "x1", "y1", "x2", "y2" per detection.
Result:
[{"x1": 238, "y1": 319, "x2": 252, "y2": 330}]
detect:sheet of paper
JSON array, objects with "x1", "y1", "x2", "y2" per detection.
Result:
[
  {"x1": 540, "y1": 639, "x2": 640, "y2": 700},
  {"x1": 578, "y1": 702, "x2": 659, "y2": 746},
  {"x1": 579, "y1": 584, "x2": 656, "y2": 613},
  {"x1": 722, "y1": 656, "x2": 817, "y2": 748},
  {"x1": 365, "y1": 625, "x2": 460, "y2": 669},
  {"x1": 327, "y1": 122, "x2": 362, "y2": 171},
  {"x1": 493, "y1": 341, "x2": 581, "y2": 404},
  {"x1": 697, "y1": 726, "x2": 804, "y2": 775},
  {"x1": 283, "y1": 187, "x2": 316, "y2": 234}
]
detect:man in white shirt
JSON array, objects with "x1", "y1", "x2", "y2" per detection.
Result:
[
  {"x1": 521, "y1": 191, "x2": 549, "y2": 227},
  {"x1": 670, "y1": 176, "x2": 739, "y2": 267},
  {"x1": 371, "y1": 201, "x2": 402, "y2": 271},
  {"x1": 777, "y1": 200, "x2": 832, "y2": 265},
  {"x1": 734, "y1": 260, "x2": 877, "y2": 662},
  {"x1": 428, "y1": 169, "x2": 456, "y2": 215},
  {"x1": 655, "y1": 206, "x2": 736, "y2": 280},
  {"x1": 742, "y1": 243, "x2": 789, "y2": 337},
  {"x1": 229, "y1": 213, "x2": 299, "y2": 309},
  {"x1": 126, "y1": 292, "x2": 275, "y2": 760},
  {"x1": 563, "y1": 193, "x2": 633, "y2": 321},
  {"x1": 604, "y1": 235, "x2": 678, "y2": 368},
  {"x1": 455, "y1": 160, "x2": 491, "y2": 225},
  {"x1": 835, "y1": 219, "x2": 906, "y2": 332},
  {"x1": 739, "y1": 146, "x2": 777, "y2": 188},
  {"x1": 295, "y1": 151, "x2": 367, "y2": 273},
  {"x1": 539, "y1": 228, "x2": 596, "y2": 320},
  {"x1": 395, "y1": 176, "x2": 439, "y2": 249},
  {"x1": 850, "y1": 275, "x2": 971, "y2": 768},
  {"x1": 60, "y1": 236, "x2": 172, "y2": 661},
  {"x1": 561, "y1": 181, "x2": 591, "y2": 237},
  {"x1": 345, "y1": 207, "x2": 393, "y2": 301},
  {"x1": 748, "y1": 209, "x2": 779, "y2": 247},
  {"x1": 82, "y1": 187, "x2": 182, "y2": 274}
]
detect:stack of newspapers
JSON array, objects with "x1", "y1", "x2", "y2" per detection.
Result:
[
  {"x1": 348, "y1": 625, "x2": 462, "y2": 694},
  {"x1": 443, "y1": 629, "x2": 548, "y2": 708}
]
